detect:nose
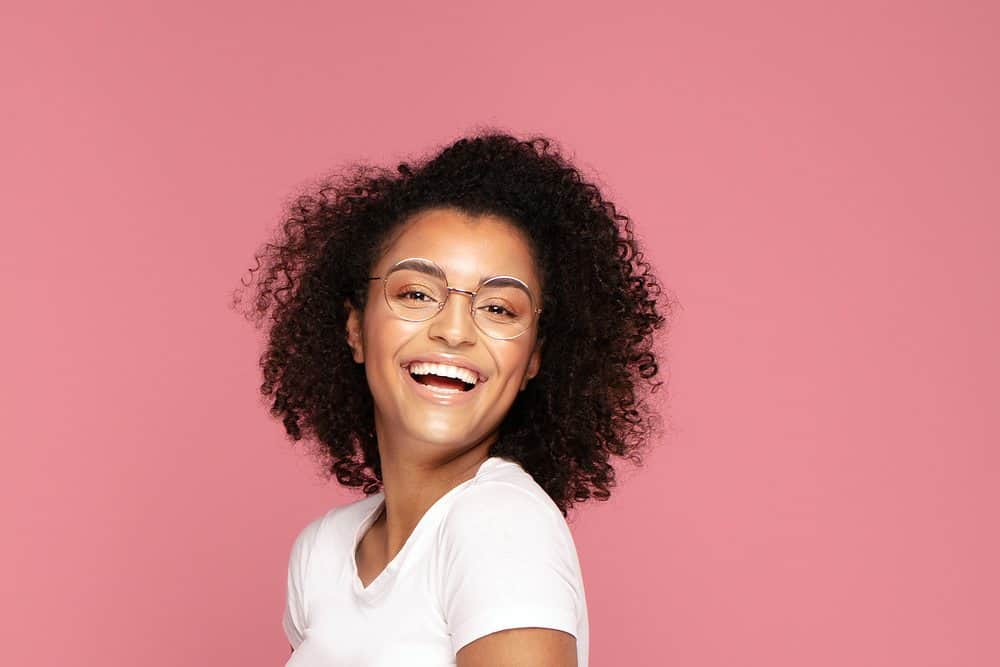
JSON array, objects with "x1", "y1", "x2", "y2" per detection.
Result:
[{"x1": 427, "y1": 289, "x2": 477, "y2": 347}]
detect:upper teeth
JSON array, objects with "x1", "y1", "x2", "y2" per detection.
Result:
[{"x1": 407, "y1": 362, "x2": 479, "y2": 386}]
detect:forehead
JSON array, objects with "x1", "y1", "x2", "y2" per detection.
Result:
[{"x1": 376, "y1": 208, "x2": 541, "y2": 290}]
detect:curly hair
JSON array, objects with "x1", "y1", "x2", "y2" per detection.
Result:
[{"x1": 232, "y1": 129, "x2": 673, "y2": 517}]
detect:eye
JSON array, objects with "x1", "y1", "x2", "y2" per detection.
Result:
[
  {"x1": 479, "y1": 303, "x2": 518, "y2": 319},
  {"x1": 399, "y1": 289, "x2": 435, "y2": 302}
]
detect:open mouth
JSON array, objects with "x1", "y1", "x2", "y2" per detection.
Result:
[
  {"x1": 404, "y1": 361, "x2": 481, "y2": 393},
  {"x1": 410, "y1": 372, "x2": 475, "y2": 392}
]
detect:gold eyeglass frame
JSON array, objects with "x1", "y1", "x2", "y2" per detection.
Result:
[{"x1": 367, "y1": 257, "x2": 543, "y2": 341}]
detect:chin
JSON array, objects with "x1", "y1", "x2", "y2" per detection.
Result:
[
  {"x1": 408, "y1": 425, "x2": 476, "y2": 447},
  {"x1": 404, "y1": 417, "x2": 490, "y2": 448}
]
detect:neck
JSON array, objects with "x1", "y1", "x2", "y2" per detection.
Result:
[{"x1": 369, "y1": 426, "x2": 498, "y2": 563}]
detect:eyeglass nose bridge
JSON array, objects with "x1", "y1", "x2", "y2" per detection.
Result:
[
  {"x1": 427, "y1": 286, "x2": 480, "y2": 324},
  {"x1": 439, "y1": 285, "x2": 477, "y2": 306}
]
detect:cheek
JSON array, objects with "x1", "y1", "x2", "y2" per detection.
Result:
[
  {"x1": 360, "y1": 316, "x2": 409, "y2": 404},
  {"x1": 491, "y1": 341, "x2": 536, "y2": 380},
  {"x1": 362, "y1": 310, "x2": 410, "y2": 356}
]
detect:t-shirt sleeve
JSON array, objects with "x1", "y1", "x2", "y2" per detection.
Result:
[
  {"x1": 282, "y1": 516, "x2": 323, "y2": 650},
  {"x1": 438, "y1": 482, "x2": 582, "y2": 655}
]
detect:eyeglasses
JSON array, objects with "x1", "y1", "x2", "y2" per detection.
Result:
[{"x1": 368, "y1": 257, "x2": 542, "y2": 340}]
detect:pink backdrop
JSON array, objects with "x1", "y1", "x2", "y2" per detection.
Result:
[{"x1": 2, "y1": 1, "x2": 996, "y2": 665}]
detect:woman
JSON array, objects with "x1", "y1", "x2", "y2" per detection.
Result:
[{"x1": 235, "y1": 131, "x2": 670, "y2": 666}]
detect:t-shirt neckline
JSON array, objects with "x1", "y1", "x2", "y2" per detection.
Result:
[{"x1": 350, "y1": 456, "x2": 505, "y2": 601}]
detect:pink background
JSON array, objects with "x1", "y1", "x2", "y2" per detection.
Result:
[{"x1": 2, "y1": 1, "x2": 996, "y2": 665}]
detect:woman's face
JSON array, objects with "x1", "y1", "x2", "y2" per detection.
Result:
[{"x1": 345, "y1": 207, "x2": 543, "y2": 456}]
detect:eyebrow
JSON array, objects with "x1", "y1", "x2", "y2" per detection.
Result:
[{"x1": 392, "y1": 259, "x2": 447, "y2": 281}]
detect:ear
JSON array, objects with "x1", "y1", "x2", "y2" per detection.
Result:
[
  {"x1": 344, "y1": 299, "x2": 365, "y2": 364},
  {"x1": 520, "y1": 337, "x2": 543, "y2": 391}
]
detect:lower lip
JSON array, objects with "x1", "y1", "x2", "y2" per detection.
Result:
[{"x1": 400, "y1": 366, "x2": 485, "y2": 405}]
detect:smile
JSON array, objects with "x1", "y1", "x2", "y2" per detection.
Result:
[
  {"x1": 400, "y1": 363, "x2": 485, "y2": 405},
  {"x1": 406, "y1": 361, "x2": 478, "y2": 390}
]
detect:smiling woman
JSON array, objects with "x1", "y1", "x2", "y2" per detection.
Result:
[{"x1": 232, "y1": 131, "x2": 672, "y2": 666}]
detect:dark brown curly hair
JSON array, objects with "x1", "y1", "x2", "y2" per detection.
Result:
[{"x1": 232, "y1": 129, "x2": 674, "y2": 517}]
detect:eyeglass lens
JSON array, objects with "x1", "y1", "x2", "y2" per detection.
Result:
[{"x1": 382, "y1": 263, "x2": 535, "y2": 339}]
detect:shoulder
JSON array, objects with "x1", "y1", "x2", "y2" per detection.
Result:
[
  {"x1": 444, "y1": 479, "x2": 563, "y2": 536},
  {"x1": 437, "y1": 460, "x2": 578, "y2": 567},
  {"x1": 444, "y1": 457, "x2": 567, "y2": 535}
]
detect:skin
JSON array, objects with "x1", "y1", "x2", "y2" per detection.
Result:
[{"x1": 333, "y1": 207, "x2": 576, "y2": 666}]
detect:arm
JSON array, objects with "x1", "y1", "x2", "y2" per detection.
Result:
[{"x1": 457, "y1": 627, "x2": 577, "y2": 667}]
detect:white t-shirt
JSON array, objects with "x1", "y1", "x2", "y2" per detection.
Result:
[{"x1": 282, "y1": 455, "x2": 590, "y2": 666}]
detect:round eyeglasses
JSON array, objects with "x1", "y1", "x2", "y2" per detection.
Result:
[{"x1": 368, "y1": 257, "x2": 542, "y2": 340}]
